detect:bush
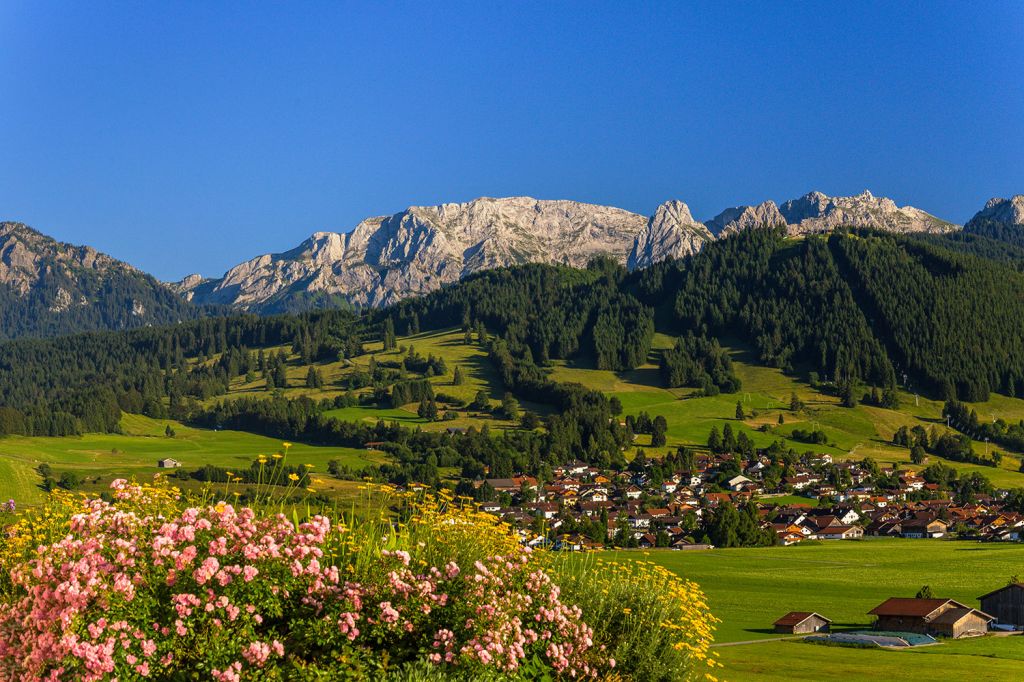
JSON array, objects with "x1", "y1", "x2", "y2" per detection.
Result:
[{"x1": 0, "y1": 477, "x2": 720, "y2": 681}]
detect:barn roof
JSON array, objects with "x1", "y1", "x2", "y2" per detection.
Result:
[
  {"x1": 977, "y1": 583, "x2": 1024, "y2": 601},
  {"x1": 931, "y1": 607, "x2": 994, "y2": 626},
  {"x1": 773, "y1": 611, "x2": 831, "y2": 627},
  {"x1": 868, "y1": 598, "x2": 967, "y2": 618}
]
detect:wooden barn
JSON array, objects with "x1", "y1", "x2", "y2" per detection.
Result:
[
  {"x1": 773, "y1": 611, "x2": 832, "y2": 634},
  {"x1": 978, "y1": 583, "x2": 1024, "y2": 628},
  {"x1": 868, "y1": 598, "x2": 993, "y2": 638}
]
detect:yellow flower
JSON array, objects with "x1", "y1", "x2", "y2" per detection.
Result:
[
  {"x1": 288, "y1": 473, "x2": 299, "y2": 481},
  {"x1": 272, "y1": 453, "x2": 283, "y2": 460},
  {"x1": 304, "y1": 463, "x2": 313, "y2": 469},
  {"x1": 214, "y1": 502, "x2": 226, "y2": 514},
  {"x1": 257, "y1": 456, "x2": 267, "y2": 464},
  {"x1": 306, "y1": 487, "x2": 316, "y2": 494},
  {"x1": 282, "y1": 442, "x2": 293, "y2": 450}
]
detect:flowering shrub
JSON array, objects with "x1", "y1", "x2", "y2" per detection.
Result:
[{"x1": 0, "y1": 477, "x2": 718, "y2": 680}]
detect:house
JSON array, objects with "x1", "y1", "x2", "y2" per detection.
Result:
[
  {"x1": 817, "y1": 525, "x2": 864, "y2": 540},
  {"x1": 773, "y1": 611, "x2": 832, "y2": 634},
  {"x1": 157, "y1": 458, "x2": 181, "y2": 468},
  {"x1": 978, "y1": 583, "x2": 1024, "y2": 628},
  {"x1": 900, "y1": 518, "x2": 948, "y2": 539},
  {"x1": 868, "y1": 598, "x2": 993, "y2": 638},
  {"x1": 726, "y1": 475, "x2": 752, "y2": 492}
]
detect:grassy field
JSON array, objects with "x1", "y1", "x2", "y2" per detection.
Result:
[
  {"x1": 221, "y1": 328, "x2": 529, "y2": 433},
  {"x1": 0, "y1": 414, "x2": 385, "y2": 505},
  {"x1": 555, "y1": 338, "x2": 1024, "y2": 487},
  {"x1": 613, "y1": 539, "x2": 1024, "y2": 681},
  {"x1": 7, "y1": 326, "x2": 1024, "y2": 503},
  {"x1": 184, "y1": 326, "x2": 1024, "y2": 487},
  {"x1": 714, "y1": 636, "x2": 1024, "y2": 681}
]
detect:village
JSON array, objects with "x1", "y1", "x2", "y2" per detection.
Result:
[{"x1": 468, "y1": 448, "x2": 1024, "y2": 551}]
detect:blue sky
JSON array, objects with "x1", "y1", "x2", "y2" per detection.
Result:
[{"x1": 1, "y1": 1, "x2": 1022, "y2": 280}]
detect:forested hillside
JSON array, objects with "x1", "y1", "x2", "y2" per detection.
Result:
[
  {"x1": 632, "y1": 227, "x2": 1024, "y2": 403},
  {"x1": 0, "y1": 312, "x2": 363, "y2": 435},
  {"x1": 0, "y1": 222, "x2": 215, "y2": 339},
  {"x1": 4, "y1": 227, "x2": 1024, "y2": 441}
]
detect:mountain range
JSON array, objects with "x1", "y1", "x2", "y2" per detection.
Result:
[{"x1": 1, "y1": 191, "x2": 1021, "y2": 337}]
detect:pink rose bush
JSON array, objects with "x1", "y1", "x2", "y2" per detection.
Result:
[{"x1": 0, "y1": 479, "x2": 609, "y2": 680}]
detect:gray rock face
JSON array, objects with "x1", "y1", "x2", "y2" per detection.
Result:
[
  {"x1": 966, "y1": 195, "x2": 1024, "y2": 228},
  {"x1": 778, "y1": 190, "x2": 957, "y2": 235},
  {"x1": 627, "y1": 201, "x2": 712, "y2": 270},
  {"x1": 0, "y1": 222, "x2": 130, "y2": 296},
  {"x1": 705, "y1": 201, "x2": 786, "y2": 236},
  {"x1": 184, "y1": 197, "x2": 664, "y2": 311}
]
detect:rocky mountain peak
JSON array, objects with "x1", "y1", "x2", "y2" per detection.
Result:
[
  {"x1": 185, "y1": 197, "x2": 669, "y2": 311},
  {"x1": 627, "y1": 201, "x2": 712, "y2": 271},
  {"x1": 705, "y1": 201, "x2": 786, "y2": 236},
  {"x1": 778, "y1": 190, "x2": 956, "y2": 235},
  {"x1": 968, "y1": 195, "x2": 1024, "y2": 228}
]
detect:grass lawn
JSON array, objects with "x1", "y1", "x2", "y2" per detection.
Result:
[
  {"x1": 617, "y1": 539, "x2": 1024, "y2": 643},
  {"x1": 714, "y1": 636, "x2": 1024, "y2": 681},
  {"x1": 612, "y1": 539, "x2": 1024, "y2": 681}
]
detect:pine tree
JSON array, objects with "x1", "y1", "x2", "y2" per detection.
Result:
[
  {"x1": 722, "y1": 423, "x2": 736, "y2": 453},
  {"x1": 383, "y1": 318, "x2": 397, "y2": 351},
  {"x1": 453, "y1": 365, "x2": 465, "y2": 385},
  {"x1": 501, "y1": 393, "x2": 520, "y2": 421},
  {"x1": 708, "y1": 426, "x2": 722, "y2": 453},
  {"x1": 735, "y1": 401, "x2": 745, "y2": 420}
]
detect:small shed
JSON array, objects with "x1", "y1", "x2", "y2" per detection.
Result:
[
  {"x1": 157, "y1": 458, "x2": 181, "y2": 468},
  {"x1": 773, "y1": 611, "x2": 832, "y2": 634},
  {"x1": 978, "y1": 583, "x2": 1024, "y2": 628}
]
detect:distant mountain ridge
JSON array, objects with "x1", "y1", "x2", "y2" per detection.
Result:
[
  {"x1": 2, "y1": 190, "x2": 1017, "y2": 337},
  {"x1": 176, "y1": 190, "x2": 961, "y2": 312},
  {"x1": 0, "y1": 222, "x2": 205, "y2": 339}
]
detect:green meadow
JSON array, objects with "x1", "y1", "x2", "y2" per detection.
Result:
[
  {"x1": 0, "y1": 414, "x2": 384, "y2": 505},
  {"x1": 5, "y1": 326, "x2": 1024, "y2": 504},
  {"x1": 714, "y1": 636, "x2": 1024, "y2": 682},
  {"x1": 617, "y1": 540, "x2": 1024, "y2": 681},
  {"x1": 557, "y1": 335, "x2": 1024, "y2": 487}
]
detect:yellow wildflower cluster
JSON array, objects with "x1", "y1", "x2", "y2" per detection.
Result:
[{"x1": 547, "y1": 555, "x2": 720, "y2": 681}]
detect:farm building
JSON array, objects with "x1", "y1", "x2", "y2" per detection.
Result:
[
  {"x1": 157, "y1": 458, "x2": 181, "y2": 468},
  {"x1": 773, "y1": 612, "x2": 832, "y2": 634},
  {"x1": 868, "y1": 598, "x2": 993, "y2": 638},
  {"x1": 978, "y1": 583, "x2": 1024, "y2": 628}
]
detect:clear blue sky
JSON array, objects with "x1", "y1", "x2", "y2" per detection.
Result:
[{"x1": 1, "y1": 2, "x2": 1022, "y2": 280}]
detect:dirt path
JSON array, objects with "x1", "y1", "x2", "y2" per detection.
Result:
[{"x1": 711, "y1": 636, "x2": 804, "y2": 647}]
